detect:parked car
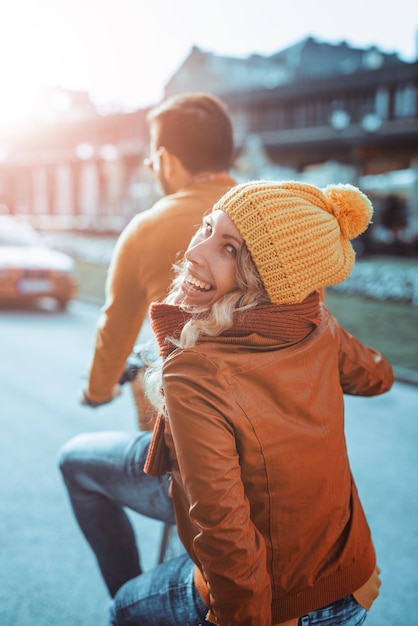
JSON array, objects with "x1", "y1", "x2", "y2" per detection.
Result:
[{"x1": 0, "y1": 216, "x2": 76, "y2": 310}]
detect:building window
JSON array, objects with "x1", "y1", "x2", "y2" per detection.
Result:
[
  {"x1": 375, "y1": 87, "x2": 390, "y2": 120},
  {"x1": 394, "y1": 83, "x2": 417, "y2": 118}
]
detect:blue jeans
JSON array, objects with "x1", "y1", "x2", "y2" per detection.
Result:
[
  {"x1": 298, "y1": 595, "x2": 368, "y2": 625},
  {"x1": 109, "y1": 556, "x2": 367, "y2": 626},
  {"x1": 109, "y1": 553, "x2": 209, "y2": 626},
  {"x1": 58, "y1": 430, "x2": 175, "y2": 597}
]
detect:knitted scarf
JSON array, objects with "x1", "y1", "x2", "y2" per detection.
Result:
[{"x1": 149, "y1": 290, "x2": 322, "y2": 358}]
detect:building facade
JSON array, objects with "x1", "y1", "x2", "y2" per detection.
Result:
[{"x1": 0, "y1": 37, "x2": 417, "y2": 234}]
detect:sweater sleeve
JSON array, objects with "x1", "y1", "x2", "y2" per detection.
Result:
[
  {"x1": 85, "y1": 179, "x2": 237, "y2": 404},
  {"x1": 163, "y1": 352, "x2": 272, "y2": 626},
  {"x1": 86, "y1": 215, "x2": 149, "y2": 403}
]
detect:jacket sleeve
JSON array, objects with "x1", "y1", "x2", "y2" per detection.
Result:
[
  {"x1": 329, "y1": 313, "x2": 395, "y2": 396},
  {"x1": 86, "y1": 215, "x2": 149, "y2": 403},
  {"x1": 163, "y1": 352, "x2": 272, "y2": 626}
]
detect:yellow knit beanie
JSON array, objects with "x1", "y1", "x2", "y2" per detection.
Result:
[{"x1": 216, "y1": 180, "x2": 373, "y2": 304}]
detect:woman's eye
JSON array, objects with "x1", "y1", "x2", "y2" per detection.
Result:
[
  {"x1": 226, "y1": 243, "x2": 237, "y2": 256},
  {"x1": 202, "y1": 221, "x2": 212, "y2": 236}
]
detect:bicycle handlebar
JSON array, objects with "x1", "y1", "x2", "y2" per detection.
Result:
[{"x1": 118, "y1": 341, "x2": 158, "y2": 386}]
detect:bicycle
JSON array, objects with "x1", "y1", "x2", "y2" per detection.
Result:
[{"x1": 119, "y1": 343, "x2": 182, "y2": 564}]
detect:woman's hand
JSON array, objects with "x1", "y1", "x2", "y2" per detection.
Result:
[{"x1": 353, "y1": 565, "x2": 382, "y2": 611}]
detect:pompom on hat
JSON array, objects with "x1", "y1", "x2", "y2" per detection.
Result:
[{"x1": 215, "y1": 180, "x2": 373, "y2": 305}]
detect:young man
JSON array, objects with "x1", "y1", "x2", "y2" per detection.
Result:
[
  {"x1": 58, "y1": 92, "x2": 236, "y2": 597},
  {"x1": 83, "y1": 92, "x2": 236, "y2": 406}
]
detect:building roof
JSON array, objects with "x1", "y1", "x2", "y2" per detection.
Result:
[{"x1": 164, "y1": 36, "x2": 409, "y2": 97}]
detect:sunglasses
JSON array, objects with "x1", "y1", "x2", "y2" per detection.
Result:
[{"x1": 143, "y1": 146, "x2": 164, "y2": 171}]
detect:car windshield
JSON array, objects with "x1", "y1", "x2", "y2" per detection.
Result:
[{"x1": 0, "y1": 218, "x2": 44, "y2": 247}]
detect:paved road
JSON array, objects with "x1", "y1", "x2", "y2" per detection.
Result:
[
  {"x1": 0, "y1": 299, "x2": 417, "y2": 625},
  {"x1": 0, "y1": 301, "x2": 163, "y2": 626}
]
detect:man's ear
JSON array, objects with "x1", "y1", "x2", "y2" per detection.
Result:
[
  {"x1": 163, "y1": 149, "x2": 191, "y2": 184},
  {"x1": 162, "y1": 149, "x2": 179, "y2": 178}
]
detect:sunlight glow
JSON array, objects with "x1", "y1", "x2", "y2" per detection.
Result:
[
  {"x1": 0, "y1": 18, "x2": 61, "y2": 131},
  {"x1": 0, "y1": 1, "x2": 416, "y2": 135}
]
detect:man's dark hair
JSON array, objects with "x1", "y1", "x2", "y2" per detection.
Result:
[{"x1": 146, "y1": 92, "x2": 234, "y2": 174}]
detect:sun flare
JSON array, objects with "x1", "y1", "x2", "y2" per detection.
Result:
[{"x1": 0, "y1": 18, "x2": 59, "y2": 132}]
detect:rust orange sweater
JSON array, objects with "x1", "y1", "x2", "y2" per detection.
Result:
[{"x1": 86, "y1": 175, "x2": 236, "y2": 403}]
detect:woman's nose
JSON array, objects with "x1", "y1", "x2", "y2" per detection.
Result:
[{"x1": 185, "y1": 239, "x2": 207, "y2": 265}]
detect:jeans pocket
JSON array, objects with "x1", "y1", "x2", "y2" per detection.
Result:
[{"x1": 349, "y1": 595, "x2": 368, "y2": 626}]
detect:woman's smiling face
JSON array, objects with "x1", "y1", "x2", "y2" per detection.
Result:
[{"x1": 175, "y1": 210, "x2": 243, "y2": 308}]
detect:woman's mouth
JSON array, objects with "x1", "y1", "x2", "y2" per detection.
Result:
[{"x1": 185, "y1": 273, "x2": 212, "y2": 291}]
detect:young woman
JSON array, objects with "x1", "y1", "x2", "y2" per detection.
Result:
[{"x1": 109, "y1": 180, "x2": 394, "y2": 626}]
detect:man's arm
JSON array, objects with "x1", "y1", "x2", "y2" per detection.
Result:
[{"x1": 83, "y1": 216, "x2": 149, "y2": 405}]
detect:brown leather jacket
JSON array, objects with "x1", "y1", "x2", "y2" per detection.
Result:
[{"x1": 158, "y1": 306, "x2": 394, "y2": 625}]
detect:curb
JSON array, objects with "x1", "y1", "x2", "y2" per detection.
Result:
[
  {"x1": 393, "y1": 366, "x2": 418, "y2": 387},
  {"x1": 76, "y1": 295, "x2": 104, "y2": 306}
]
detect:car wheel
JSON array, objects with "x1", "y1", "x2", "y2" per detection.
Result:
[{"x1": 56, "y1": 299, "x2": 69, "y2": 311}]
